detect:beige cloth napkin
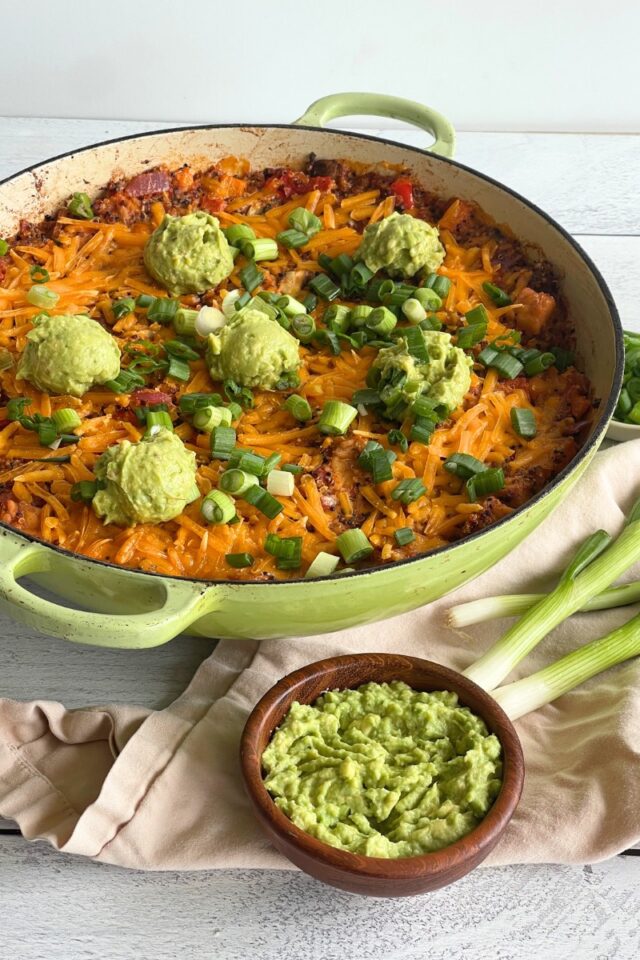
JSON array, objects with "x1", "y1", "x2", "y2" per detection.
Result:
[{"x1": 2, "y1": 440, "x2": 640, "y2": 869}]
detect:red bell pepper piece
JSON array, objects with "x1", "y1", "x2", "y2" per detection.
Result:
[{"x1": 390, "y1": 177, "x2": 414, "y2": 209}]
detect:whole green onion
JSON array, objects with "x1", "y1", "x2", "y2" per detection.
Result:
[{"x1": 462, "y1": 513, "x2": 640, "y2": 692}]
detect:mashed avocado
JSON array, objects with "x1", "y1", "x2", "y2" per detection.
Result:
[
  {"x1": 262, "y1": 681, "x2": 502, "y2": 859},
  {"x1": 17, "y1": 313, "x2": 120, "y2": 397},
  {"x1": 370, "y1": 330, "x2": 472, "y2": 418},
  {"x1": 92, "y1": 429, "x2": 199, "y2": 526},
  {"x1": 144, "y1": 212, "x2": 234, "y2": 295},
  {"x1": 356, "y1": 212, "x2": 445, "y2": 279},
  {"x1": 206, "y1": 308, "x2": 300, "y2": 390}
]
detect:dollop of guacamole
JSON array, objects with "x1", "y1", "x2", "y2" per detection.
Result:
[
  {"x1": 92, "y1": 429, "x2": 199, "y2": 526},
  {"x1": 206, "y1": 308, "x2": 300, "y2": 389},
  {"x1": 262, "y1": 681, "x2": 502, "y2": 859},
  {"x1": 370, "y1": 330, "x2": 472, "y2": 418},
  {"x1": 17, "y1": 313, "x2": 120, "y2": 398},
  {"x1": 356, "y1": 212, "x2": 445, "y2": 279},
  {"x1": 144, "y1": 212, "x2": 234, "y2": 295}
]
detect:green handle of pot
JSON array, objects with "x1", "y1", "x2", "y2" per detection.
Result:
[
  {"x1": 0, "y1": 528, "x2": 209, "y2": 648},
  {"x1": 293, "y1": 92, "x2": 456, "y2": 158}
]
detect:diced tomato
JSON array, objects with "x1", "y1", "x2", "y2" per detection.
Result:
[
  {"x1": 309, "y1": 175, "x2": 334, "y2": 193},
  {"x1": 201, "y1": 196, "x2": 226, "y2": 214},
  {"x1": 390, "y1": 177, "x2": 414, "y2": 210},
  {"x1": 130, "y1": 389, "x2": 174, "y2": 408}
]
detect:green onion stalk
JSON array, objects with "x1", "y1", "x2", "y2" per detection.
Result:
[{"x1": 457, "y1": 499, "x2": 640, "y2": 702}]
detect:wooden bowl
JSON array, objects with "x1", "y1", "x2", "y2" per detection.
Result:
[{"x1": 240, "y1": 653, "x2": 525, "y2": 897}]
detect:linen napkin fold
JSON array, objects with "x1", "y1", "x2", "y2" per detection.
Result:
[{"x1": 2, "y1": 440, "x2": 640, "y2": 870}]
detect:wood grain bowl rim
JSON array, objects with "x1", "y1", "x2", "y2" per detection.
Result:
[{"x1": 240, "y1": 653, "x2": 525, "y2": 881}]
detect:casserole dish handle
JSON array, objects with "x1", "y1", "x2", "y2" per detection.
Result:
[
  {"x1": 293, "y1": 92, "x2": 455, "y2": 157},
  {"x1": 0, "y1": 528, "x2": 210, "y2": 648}
]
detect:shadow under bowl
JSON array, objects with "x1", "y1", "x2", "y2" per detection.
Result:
[{"x1": 240, "y1": 653, "x2": 525, "y2": 897}]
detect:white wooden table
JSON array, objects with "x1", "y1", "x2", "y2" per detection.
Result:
[{"x1": 1, "y1": 118, "x2": 639, "y2": 960}]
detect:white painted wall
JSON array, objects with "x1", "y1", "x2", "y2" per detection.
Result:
[{"x1": 1, "y1": 0, "x2": 639, "y2": 131}]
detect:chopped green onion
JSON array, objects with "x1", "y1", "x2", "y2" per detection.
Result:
[
  {"x1": 277, "y1": 228, "x2": 309, "y2": 249},
  {"x1": 29, "y1": 264, "x2": 49, "y2": 284},
  {"x1": 291, "y1": 314, "x2": 316, "y2": 342},
  {"x1": 284, "y1": 394, "x2": 312, "y2": 422},
  {"x1": 219, "y1": 469, "x2": 259, "y2": 496},
  {"x1": 0, "y1": 239, "x2": 9, "y2": 256},
  {"x1": 391, "y1": 478, "x2": 426, "y2": 505},
  {"x1": 510, "y1": 407, "x2": 537, "y2": 439},
  {"x1": 464, "y1": 304, "x2": 489, "y2": 327},
  {"x1": 324, "y1": 304, "x2": 351, "y2": 335},
  {"x1": 366, "y1": 306, "x2": 396, "y2": 335},
  {"x1": 242, "y1": 484, "x2": 284, "y2": 519},
  {"x1": 350, "y1": 304, "x2": 374, "y2": 328},
  {"x1": 221, "y1": 290, "x2": 243, "y2": 318},
  {"x1": 210, "y1": 425, "x2": 236, "y2": 460},
  {"x1": 352, "y1": 388, "x2": 381, "y2": 407},
  {"x1": 224, "y1": 224, "x2": 255, "y2": 246},
  {"x1": 178, "y1": 392, "x2": 222, "y2": 414},
  {"x1": 482, "y1": 281, "x2": 511, "y2": 307},
  {"x1": 401, "y1": 298, "x2": 427, "y2": 325},
  {"x1": 282, "y1": 463, "x2": 303, "y2": 474},
  {"x1": 112, "y1": 297, "x2": 136, "y2": 320},
  {"x1": 305, "y1": 551, "x2": 340, "y2": 579},
  {"x1": 274, "y1": 371, "x2": 300, "y2": 391},
  {"x1": 477, "y1": 345, "x2": 499, "y2": 367},
  {"x1": 348, "y1": 263, "x2": 374, "y2": 291},
  {"x1": 7, "y1": 397, "x2": 32, "y2": 420},
  {"x1": 173, "y1": 307, "x2": 199, "y2": 336},
  {"x1": 289, "y1": 207, "x2": 322, "y2": 238},
  {"x1": 403, "y1": 326, "x2": 429, "y2": 362},
  {"x1": 145, "y1": 410, "x2": 173, "y2": 435},
  {"x1": 136, "y1": 294, "x2": 155, "y2": 309},
  {"x1": 235, "y1": 291, "x2": 251, "y2": 310},
  {"x1": 241, "y1": 237, "x2": 278, "y2": 261},
  {"x1": 423, "y1": 274, "x2": 451, "y2": 299},
  {"x1": 265, "y1": 534, "x2": 303, "y2": 570},
  {"x1": 233, "y1": 450, "x2": 265, "y2": 476},
  {"x1": 147, "y1": 297, "x2": 178, "y2": 325},
  {"x1": 409, "y1": 422, "x2": 434, "y2": 445},
  {"x1": 240, "y1": 261, "x2": 263, "y2": 293},
  {"x1": 166, "y1": 356, "x2": 191, "y2": 381},
  {"x1": 104, "y1": 369, "x2": 146, "y2": 393},
  {"x1": 164, "y1": 339, "x2": 200, "y2": 361},
  {"x1": 0, "y1": 348, "x2": 13, "y2": 371},
  {"x1": 309, "y1": 274, "x2": 341, "y2": 301},
  {"x1": 490, "y1": 352, "x2": 524, "y2": 380},
  {"x1": 27, "y1": 285, "x2": 59, "y2": 309},
  {"x1": 318, "y1": 400, "x2": 357, "y2": 436},
  {"x1": 394, "y1": 527, "x2": 415, "y2": 546},
  {"x1": 464, "y1": 500, "x2": 640, "y2": 691},
  {"x1": 419, "y1": 313, "x2": 443, "y2": 332},
  {"x1": 71, "y1": 480, "x2": 98, "y2": 503},
  {"x1": 224, "y1": 379, "x2": 254, "y2": 408},
  {"x1": 466, "y1": 467, "x2": 505, "y2": 502},
  {"x1": 201, "y1": 490, "x2": 236, "y2": 524},
  {"x1": 225, "y1": 552, "x2": 254, "y2": 569},
  {"x1": 266, "y1": 469, "x2": 295, "y2": 497},
  {"x1": 277, "y1": 295, "x2": 307, "y2": 317},
  {"x1": 457, "y1": 323, "x2": 487, "y2": 349},
  {"x1": 387, "y1": 429, "x2": 409, "y2": 453},
  {"x1": 336, "y1": 528, "x2": 374, "y2": 564},
  {"x1": 68, "y1": 192, "x2": 94, "y2": 220},
  {"x1": 414, "y1": 287, "x2": 442, "y2": 311},
  {"x1": 52, "y1": 408, "x2": 81, "y2": 432},
  {"x1": 443, "y1": 453, "x2": 486, "y2": 479},
  {"x1": 193, "y1": 405, "x2": 232, "y2": 432},
  {"x1": 262, "y1": 452, "x2": 282, "y2": 475},
  {"x1": 368, "y1": 447, "x2": 393, "y2": 483},
  {"x1": 302, "y1": 292, "x2": 317, "y2": 312},
  {"x1": 524, "y1": 352, "x2": 556, "y2": 376}
]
